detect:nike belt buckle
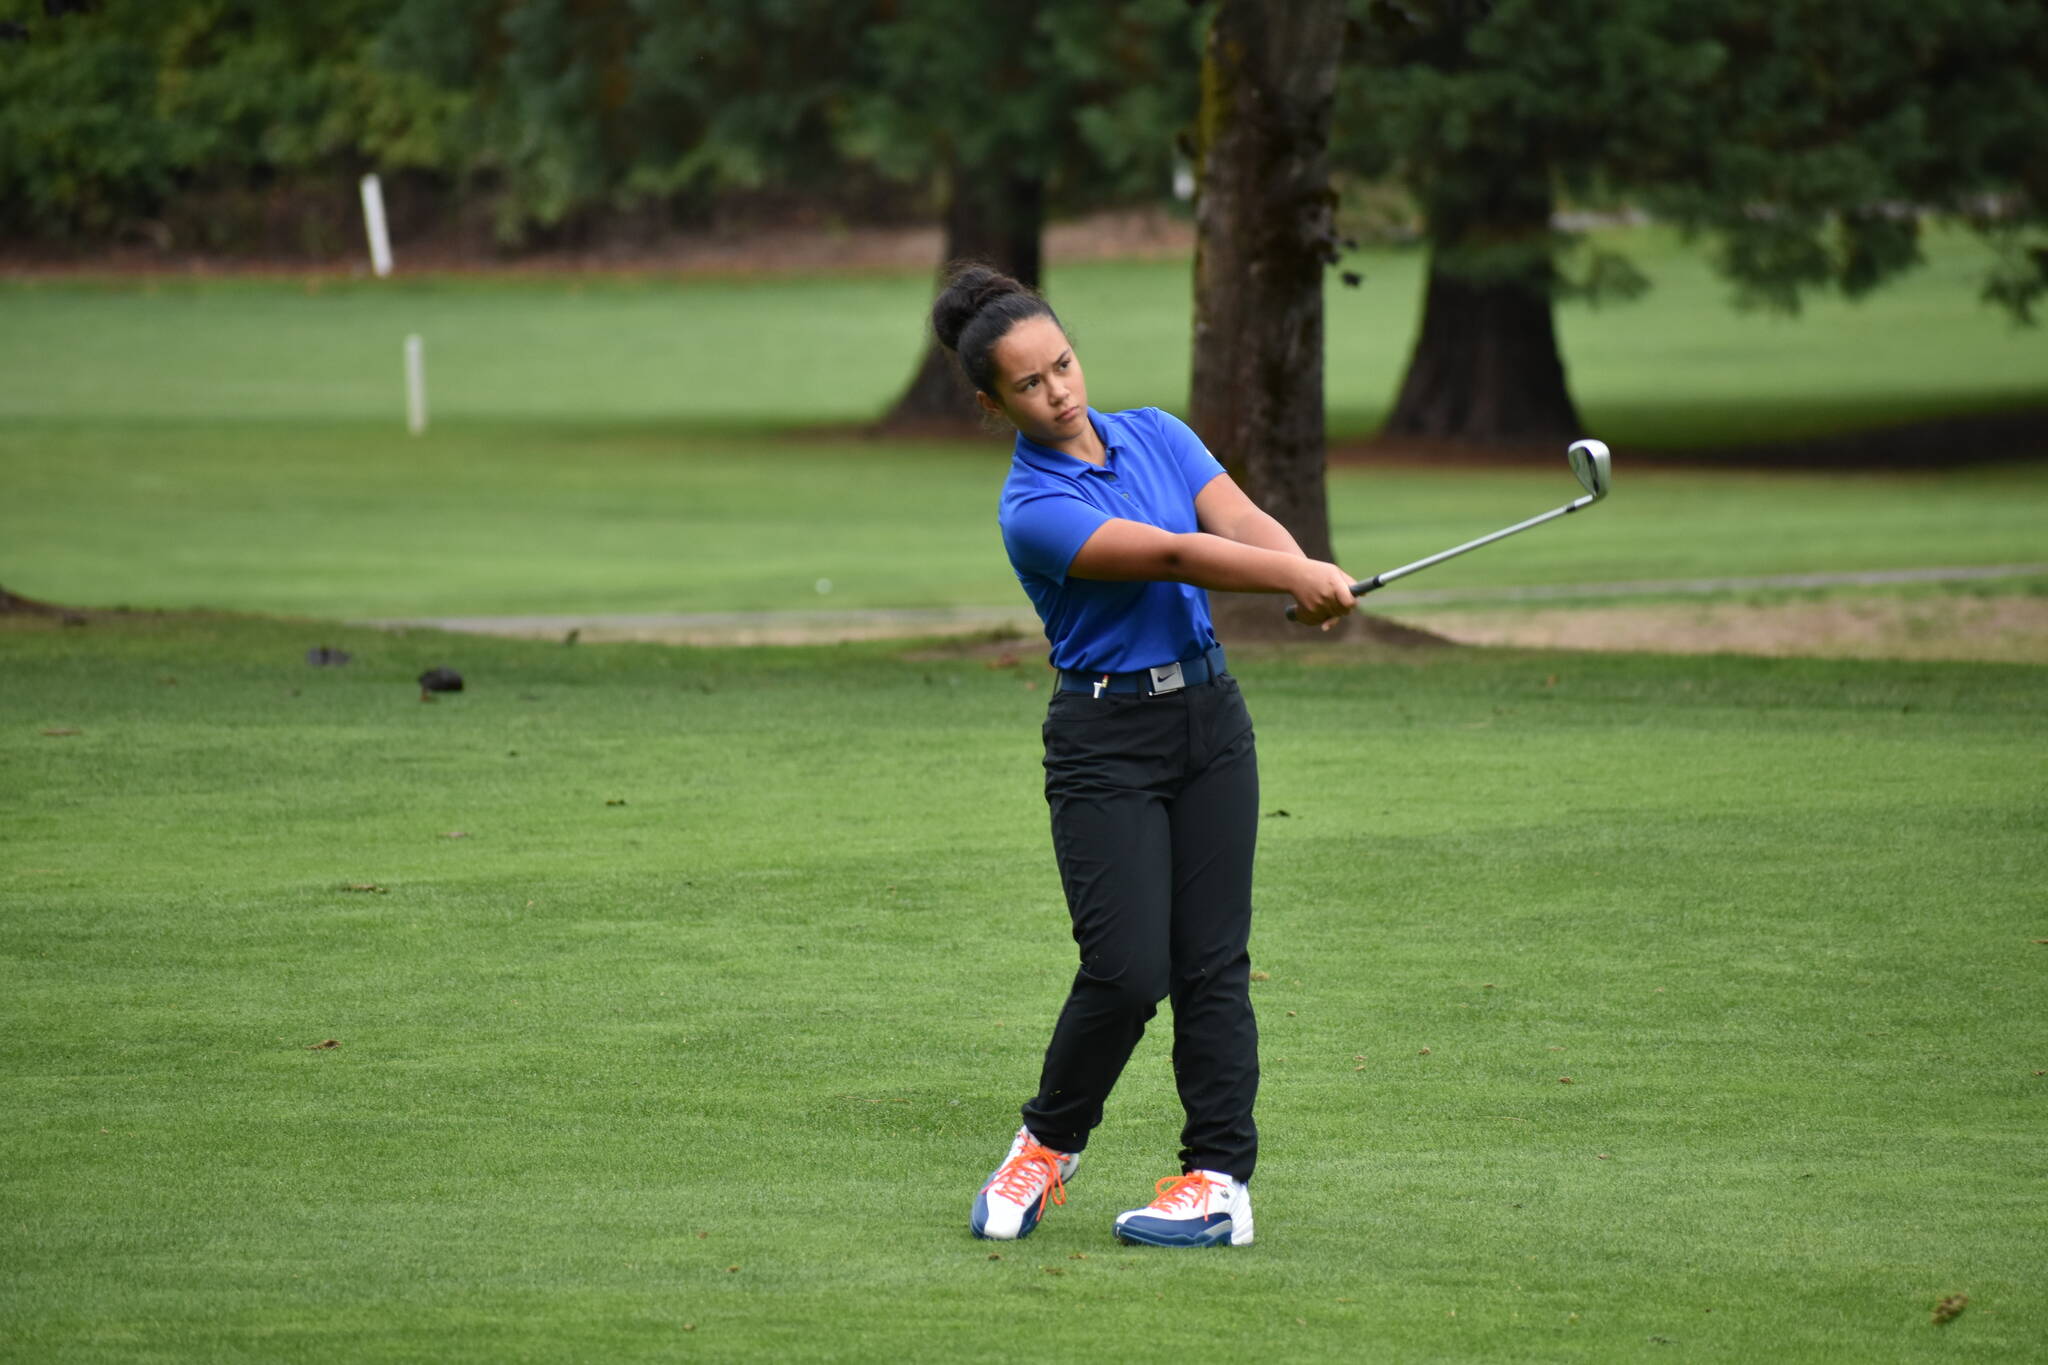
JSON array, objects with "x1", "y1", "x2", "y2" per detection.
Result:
[{"x1": 1147, "y1": 662, "x2": 1186, "y2": 695}]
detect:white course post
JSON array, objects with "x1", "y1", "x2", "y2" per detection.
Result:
[
  {"x1": 359, "y1": 173, "x2": 394, "y2": 278},
  {"x1": 404, "y1": 334, "x2": 427, "y2": 436}
]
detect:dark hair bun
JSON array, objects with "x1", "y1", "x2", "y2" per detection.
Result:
[{"x1": 931, "y1": 263, "x2": 1029, "y2": 353}]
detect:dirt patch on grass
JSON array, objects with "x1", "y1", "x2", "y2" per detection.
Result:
[{"x1": 1386, "y1": 593, "x2": 2048, "y2": 662}]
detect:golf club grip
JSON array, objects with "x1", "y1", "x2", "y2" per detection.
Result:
[{"x1": 1283, "y1": 578, "x2": 1381, "y2": 622}]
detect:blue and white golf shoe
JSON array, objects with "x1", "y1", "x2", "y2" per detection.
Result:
[
  {"x1": 1113, "y1": 1170, "x2": 1254, "y2": 1247},
  {"x1": 970, "y1": 1127, "x2": 1079, "y2": 1241}
]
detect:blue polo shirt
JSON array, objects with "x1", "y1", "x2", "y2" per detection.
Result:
[{"x1": 999, "y1": 406, "x2": 1228, "y2": 674}]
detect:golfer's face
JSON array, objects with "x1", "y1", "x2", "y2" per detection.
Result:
[{"x1": 990, "y1": 316, "x2": 1088, "y2": 446}]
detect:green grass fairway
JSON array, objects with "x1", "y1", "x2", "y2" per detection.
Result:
[
  {"x1": 4, "y1": 613, "x2": 2043, "y2": 1361},
  {"x1": 5, "y1": 418, "x2": 2047, "y2": 619},
  {"x1": 6, "y1": 225, "x2": 2046, "y2": 619},
  {"x1": 7, "y1": 224, "x2": 2048, "y2": 622},
  {"x1": 4, "y1": 225, "x2": 2044, "y2": 444}
]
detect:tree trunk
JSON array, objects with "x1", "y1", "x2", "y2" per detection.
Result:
[
  {"x1": 1384, "y1": 177, "x2": 1582, "y2": 443},
  {"x1": 1191, "y1": 0, "x2": 1436, "y2": 644},
  {"x1": 884, "y1": 162, "x2": 1045, "y2": 426}
]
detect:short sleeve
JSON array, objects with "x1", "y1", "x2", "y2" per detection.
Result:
[
  {"x1": 1001, "y1": 489, "x2": 1113, "y2": 584},
  {"x1": 1148, "y1": 409, "x2": 1227, "y2": 500}
]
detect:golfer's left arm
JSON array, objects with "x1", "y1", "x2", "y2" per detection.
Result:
[{"x1": 1195, "y1": 473, "x2": 1308, "y2": 557}]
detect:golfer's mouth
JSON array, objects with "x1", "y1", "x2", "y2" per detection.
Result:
[{"x1": 1055, "y1": 405, "x2": 1082, "y2": 423}]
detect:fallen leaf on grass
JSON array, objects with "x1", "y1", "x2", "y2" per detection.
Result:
[
  {"x1": 1042, "y1": 1266, "x2": 1065, "y2": 1276},
  {"x1": 726, "y1": 1265, "x2": 739, "y2": 1273},
  {"x1": 40, "y1": 728, "x2": 80, "y2": 737},
  {"x1": 307, "y1": 1039, "x2": 340, "y2": 1050},
  {"x1": 987, "y1": 1252, "x2": 1003, "y2": 1261},
  {"x1": 441, "y1": 831, "x2": 470, "y2": 840},
  {"x1": 1287, "y1": 1010, "x2": 1297, "y2": 1017},
  {"x1": 605, "y1": 798, "x2": 628, "y2": 807},
  {"x1": 1558, "y1": 1076, "x2": 1575, "y2": 1084},
  {"x1": 1068, "y1": 1253, "x2": 1088, "y2": 1260},
  {"x1": 1931, "y1": 1293, "x2": 1968, "y2": 1325},
  {"x1": 1596, "y1": 1153, "x2": 1610, "y2": 1160},
  {"x1": 1418, "y1": 1047, "x2": 1431, "y2": 1055},
  {"x1": 1250, "y1": 971, "x2": 1270, "y2": 982},
  {"x1": 682, "y1": 1324, "x2": 696, "y2": 1332},
  {"x1": 696, "y1": 1231, "x2": 708, "y2": 1239},
  {"x1": 340, "y1": 883, "x2": 387, "y2": 894},
  {"x1": 1264, "y1": 809, "x2": 1291, "y2": 818},
  {"x1": 2033, "y1": 939, "x2": 2048, "y2": 945}
]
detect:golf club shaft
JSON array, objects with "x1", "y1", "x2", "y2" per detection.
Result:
[{"x1": 1284, "y1": 492, "x2": 1597, "y2": 620}]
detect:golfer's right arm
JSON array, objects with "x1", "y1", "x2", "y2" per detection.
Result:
[{"x1": 1069, "y1": 519, "x2": 1357, "y2": 626}]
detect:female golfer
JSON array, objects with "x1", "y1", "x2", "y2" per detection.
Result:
[{"x1": 934, "y1": 265, "x2": 1357, "y2": 1248}]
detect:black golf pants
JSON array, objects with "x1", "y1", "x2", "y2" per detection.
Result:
[{"x1": 1019, "y1": 672, "x2": 1261, "y2": 1183}]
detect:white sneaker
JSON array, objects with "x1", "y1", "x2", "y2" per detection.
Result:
[
  {"x1": 1113, "y1": 1170, "x2": 1254, "y2": 1247},
  {"x1": 970, "y1": 1127, "x2": 1080, "y2": 1240}
]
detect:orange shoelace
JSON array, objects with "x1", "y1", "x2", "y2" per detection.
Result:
[
  {"x1": 984, "y1": 1142, "x2": 1068, "y2": 1216},
  {"x1": 1146, "y1": 1171, "x2": 1218, "y2": 1213}
]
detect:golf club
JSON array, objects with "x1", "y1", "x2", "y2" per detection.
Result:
[{"x1": 1285, "y1": 438, "x2": 1612, "y2": 620}]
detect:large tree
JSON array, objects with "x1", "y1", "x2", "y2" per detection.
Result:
[
  {"x1": 1186, "y1": 0, "x2": 1435, "y2": 643},
  {"x1": 1188, "y1": 0, "x2": 1347, "y2": 565},
  {"x1": 1338, "y1": 0, "x2": 2048, "y2": 443}
]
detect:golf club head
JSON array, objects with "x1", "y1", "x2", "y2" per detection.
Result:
[{"x1": 1567, "y1": 438, "x2": 1611, "y2": 502}]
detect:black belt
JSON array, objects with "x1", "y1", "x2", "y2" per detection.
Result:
[{"x1": 1059, "y1": 644, "x2": 1227, "y2": 697}]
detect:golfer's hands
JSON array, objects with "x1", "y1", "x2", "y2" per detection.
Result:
[{"x1": 1288, "y1": 561, "x2": 1358, "y2": 630}]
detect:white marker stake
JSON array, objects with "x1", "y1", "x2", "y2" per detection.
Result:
[
  {"x1": 359, "y1": 173, "x2": 394, "y2": 277},
  {"x1": 404, "y1": 334, "x2": 427, "y2": 435}
]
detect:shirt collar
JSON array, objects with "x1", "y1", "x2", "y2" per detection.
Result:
[{"x1": 1013, "y1": 407, "x2": 1119, "y2": 474}]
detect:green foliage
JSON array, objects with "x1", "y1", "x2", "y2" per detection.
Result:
[
  {"x1": 623, "y1": 1, "x2": 866, "y2": 199},
  {"x1": 1661, "y1": 0, "x2": 2048, "y2": 319},
  {"x1": 0, "y1": 0, "x2": 1201, "y2": 249},
  {"x1": 830, "y1": 0, "x2": 1199, "y2": 211},
  {"x1": 1336, "y1": 0, "x2": 2048, "y2": 319},
  {"x1": 1337, "y1": 0, "x2": 1725, "y2": 291},
  {"x1": 0, "y1": 0, "x2": 471, "y2": 248}
]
